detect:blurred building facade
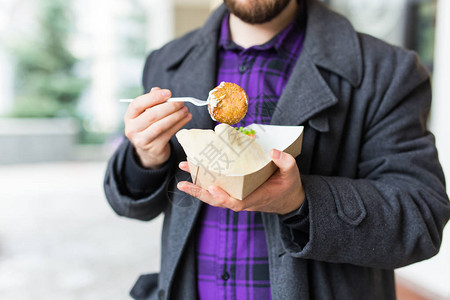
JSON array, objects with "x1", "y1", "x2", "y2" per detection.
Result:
[{"x1": 0, "y1": 0, "x2": 212, "y2": 134}]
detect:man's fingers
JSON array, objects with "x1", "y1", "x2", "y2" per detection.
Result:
[
  {"x1": 207, "y1": 186, "x2": 245, "y2": 212},
  {"x1": 177, "y1": 181, "x2": 215, "y2": 204},
  {"x1": 177, "y1": 182, "x2": 245, "y2": 212},
  {"x1": 126, "y1": 88, "x2": 172, "y2": 119},
  {"x1": 132, "y1": 111, "x2": 191, "y2": 152},
  {"x1": 270, "y1": 149, "x2": 297, "y2": 176},
  {"x1": 179, "y1": 161, "x2": 190, "y2": 173},
  {"x1": 130, "y1": 104, "x2": 188, "y2": 134},
  {"x1": 134, "y1": 102, "x2": 186, "y2": 130},
  {"x1": 140, "y1": 108, "x2": 191, "y2": 142},
  {"x1": 236, "y1": 180, "x2": 271, "y2": 210},
  {"x1": 156, "y1": 112, "x2": 192, "y2": 145}
]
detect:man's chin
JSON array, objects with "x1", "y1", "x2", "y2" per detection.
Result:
[{"x1": 224, "y1": 0, "x2": 291, "y2": 24}]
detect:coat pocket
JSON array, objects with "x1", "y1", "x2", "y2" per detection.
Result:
[{"x1": 130, "y1": 273, "x2": 159, "y2": 300}]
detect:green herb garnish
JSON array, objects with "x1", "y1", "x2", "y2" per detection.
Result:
[{"x1": 236, "y1": 126, "x2": 256, "y2": 136}]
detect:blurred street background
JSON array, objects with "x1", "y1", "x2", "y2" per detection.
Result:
[
  {"x1": 0, "y1": 162, "x2": 163, "y2": 300},
  {"x1": 0, "y1": 0, "x2": 449, "y2": 299}
]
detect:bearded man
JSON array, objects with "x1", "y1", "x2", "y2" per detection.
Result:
[{"x1": 104, "y1": 0, "x2": 450, "y2": 299}]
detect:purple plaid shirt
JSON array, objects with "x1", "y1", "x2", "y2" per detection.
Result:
[{"x1": 195, "y1": 9, "x2": 306, "y2": 300}]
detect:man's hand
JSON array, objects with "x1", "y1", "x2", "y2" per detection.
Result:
[
  {"x1": 177, "y1": 149, "x2": 305, "y2": 215},
  {"x1": 124, "y1": 87, "x2": 192, "y2": 169}
]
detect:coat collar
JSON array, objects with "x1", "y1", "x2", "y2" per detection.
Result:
[
  {"x1": 166, "y1": 0, "x2": 363, "y2": 130},
  {"x1": 303, "y1": 0, "x2": 363, "y2": 87}
]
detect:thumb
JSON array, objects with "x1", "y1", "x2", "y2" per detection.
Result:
[{"x1": 270, "y1": 149, "x2": 297, "y2": 176}]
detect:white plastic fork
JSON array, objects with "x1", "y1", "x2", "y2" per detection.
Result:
[{"x1": 119, "y1": 97, "x2": 208, "y2": 106}]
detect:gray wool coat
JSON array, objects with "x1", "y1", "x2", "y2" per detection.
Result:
[{"x1": 104, "y1": 0, "x2": 450, "y2": 299}]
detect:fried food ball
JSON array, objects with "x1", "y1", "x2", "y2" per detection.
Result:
[{"x1": 207, "y1": 82, "x2": 248, "y2": 125}]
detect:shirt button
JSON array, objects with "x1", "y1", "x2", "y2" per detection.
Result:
[
  {"x1": 221, "y1": 271, "x2": 230, "y2": 281},
  {"x1": 238, "y1": 64, "x2": 248, "y2": 73}
]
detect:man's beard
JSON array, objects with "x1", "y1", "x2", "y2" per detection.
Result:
[{"x1": 224, "y1": 0, "x2": 292, "y2": 24}]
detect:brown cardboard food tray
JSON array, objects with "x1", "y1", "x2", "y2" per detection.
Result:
[{"x1": 186, "y1": 124, "x2": 304, "y2": 200}]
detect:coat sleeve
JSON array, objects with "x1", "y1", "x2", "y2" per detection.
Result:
[
  {"x1": 104, "y1": 139, "x2": 176, "y2": 221},
  {"x1": 104, "y1": 50, "x2": 180, "y2": 221},
  {"x1": 278, "y1": 50, "x2": 450, "y2": 269}
]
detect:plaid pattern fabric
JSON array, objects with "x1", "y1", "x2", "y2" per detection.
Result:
[
  {"x1": 218, "y1": 12, "x2": 305, "y2": 128},
  {"x1": 196, "y1": 9, "x2": 306, "y2": 300}
]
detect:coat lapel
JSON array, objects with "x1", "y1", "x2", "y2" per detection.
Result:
[
  {"x1": 270, "y1": 50, "x2": 337, "y2": 131},
  {"x1": 271, "y1": 0, "x2": 363, "y2": 130},
  {"x1": 170, "y1": 39, "x2": 217, "y2": 130}
]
